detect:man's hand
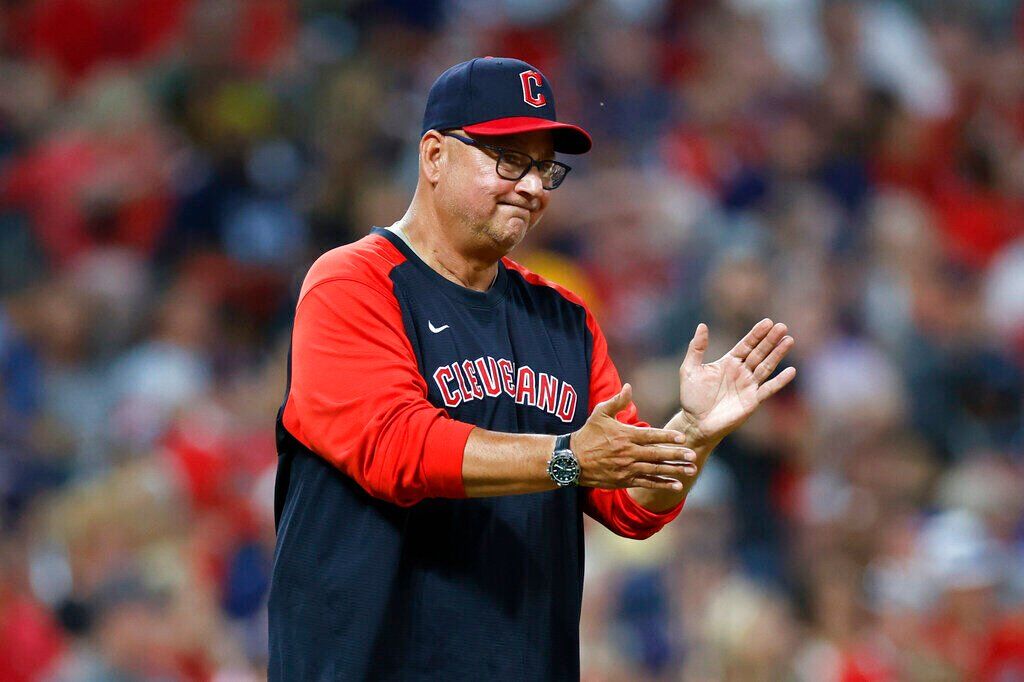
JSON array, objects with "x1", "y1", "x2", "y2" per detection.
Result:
[
  {"x1": 572, "y1": 384, "x2": 698, "y2": 492},
  {"x1": 626, "y1": 319, "x2": 796, "y2": 512},
  {"x1": 676, "y1": 318, "x2": 796, "y2": 447}
]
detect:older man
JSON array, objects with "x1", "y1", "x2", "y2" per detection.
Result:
[{"x1": 268, "y1": 57, "x2": 795, "y2": 680}]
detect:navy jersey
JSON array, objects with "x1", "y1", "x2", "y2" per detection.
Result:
[{"x1": 268, "y1": 227, "x2": 682, "y2": 680}]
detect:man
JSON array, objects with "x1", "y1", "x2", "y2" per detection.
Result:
[{"x1": 268, "y1": 57, "x2": 795, "y2": 680}]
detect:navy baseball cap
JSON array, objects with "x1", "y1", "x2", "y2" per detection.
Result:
[{"x1": 421, "y1": 57, "x2": 592, "y2": 155}]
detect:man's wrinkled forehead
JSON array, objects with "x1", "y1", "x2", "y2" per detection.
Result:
[{"x1": 465, "y1": 129, "x2": 556, "y2": 160}]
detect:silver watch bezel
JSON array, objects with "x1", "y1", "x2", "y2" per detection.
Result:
[{"x1": 547, "y1": 449, "x2": 580, "y2": 487}]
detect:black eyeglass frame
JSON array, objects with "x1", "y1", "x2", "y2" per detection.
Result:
[{"x1": 441, "y1": 131, "x2": 572, "y2": 190}]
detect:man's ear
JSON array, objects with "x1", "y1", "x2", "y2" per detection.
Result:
[{"x1": 420, "y1": 130, "x2": 445, "y2": 185}]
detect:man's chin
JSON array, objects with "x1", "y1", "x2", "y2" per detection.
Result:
[{"x1": 484, "y1": 220, "x2": 529, "y2": 253}]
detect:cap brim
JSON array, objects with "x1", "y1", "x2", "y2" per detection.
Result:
[{"x1": 463, "y1": 117, "x2": 592, "y2": 154}]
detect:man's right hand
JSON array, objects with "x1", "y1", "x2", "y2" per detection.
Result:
[{"x1": 571, "y1": 384, "x2": 697, "y2": 492}]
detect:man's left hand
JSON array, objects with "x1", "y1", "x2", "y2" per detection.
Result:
[
  {"x1": 626, "y1": 318, "x2": 796, "y2": 512},
  {"x1": 675, "y1": 318, "x2": 796, "y2": 448}
]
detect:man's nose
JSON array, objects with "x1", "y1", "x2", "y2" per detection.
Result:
[{"x1": 515, "y1": 165, "x2": 545, "y2": 197}]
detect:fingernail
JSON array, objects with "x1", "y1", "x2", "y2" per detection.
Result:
[{"x1": 674, "y1": 434, "x2": 685, "y2": 443}]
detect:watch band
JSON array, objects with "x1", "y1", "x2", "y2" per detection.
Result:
[{"x1": 554, "y1": 433, "x2": 571, "y2": 452}]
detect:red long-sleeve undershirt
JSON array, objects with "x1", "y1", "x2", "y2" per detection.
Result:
[{"x1": 281, "y1": 240, "x2": 681, "y2": 538}]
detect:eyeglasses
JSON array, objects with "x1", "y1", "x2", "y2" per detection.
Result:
[{"x1": 441, "y1": 131, "x2": 572, "y2": 190}]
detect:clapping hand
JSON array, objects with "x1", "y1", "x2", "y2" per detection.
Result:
[{"x1": 676, "y1": 319, "x2": 796, "y2": 447}]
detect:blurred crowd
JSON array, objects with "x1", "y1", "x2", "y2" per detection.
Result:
[{"x1": 0, "y1": 0, "x2": 1022, "y2": 680}]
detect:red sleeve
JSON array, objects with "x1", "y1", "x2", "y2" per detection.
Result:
[
  {"x1": 579, "y1": 309, "x2": 684, "y2": 539},
  {"x1": 281, "y1": 277, "x2": 475, "y2": 507}
]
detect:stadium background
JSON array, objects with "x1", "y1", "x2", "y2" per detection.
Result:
[{"x1": 1, "y1": 0, "x2": 1023, "y2": 679}]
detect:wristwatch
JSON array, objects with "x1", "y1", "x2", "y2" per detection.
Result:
[{"x1": 547, "y1": 434, "x2": 581, "y2": 487}]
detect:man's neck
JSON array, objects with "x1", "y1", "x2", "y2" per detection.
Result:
[{"x1": 390, "y1": 210, "x2": 499, "y2": 293}]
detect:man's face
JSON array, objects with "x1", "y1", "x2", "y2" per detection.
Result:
[{"x1": 437, "y1": 129, "x2": 557, "y2": 256}]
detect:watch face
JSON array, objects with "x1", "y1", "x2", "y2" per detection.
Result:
[{"x1": 549, "y1": 452, "x2": 580, "y2": 486}]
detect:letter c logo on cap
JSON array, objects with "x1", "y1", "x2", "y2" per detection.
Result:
[{"x1": 519, "y1": 70, "x2": 546, "y2": 108}]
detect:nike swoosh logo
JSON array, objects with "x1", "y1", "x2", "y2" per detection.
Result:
[{"x1": 428, "y1": 321, "x2": 450, "y2": 334}]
